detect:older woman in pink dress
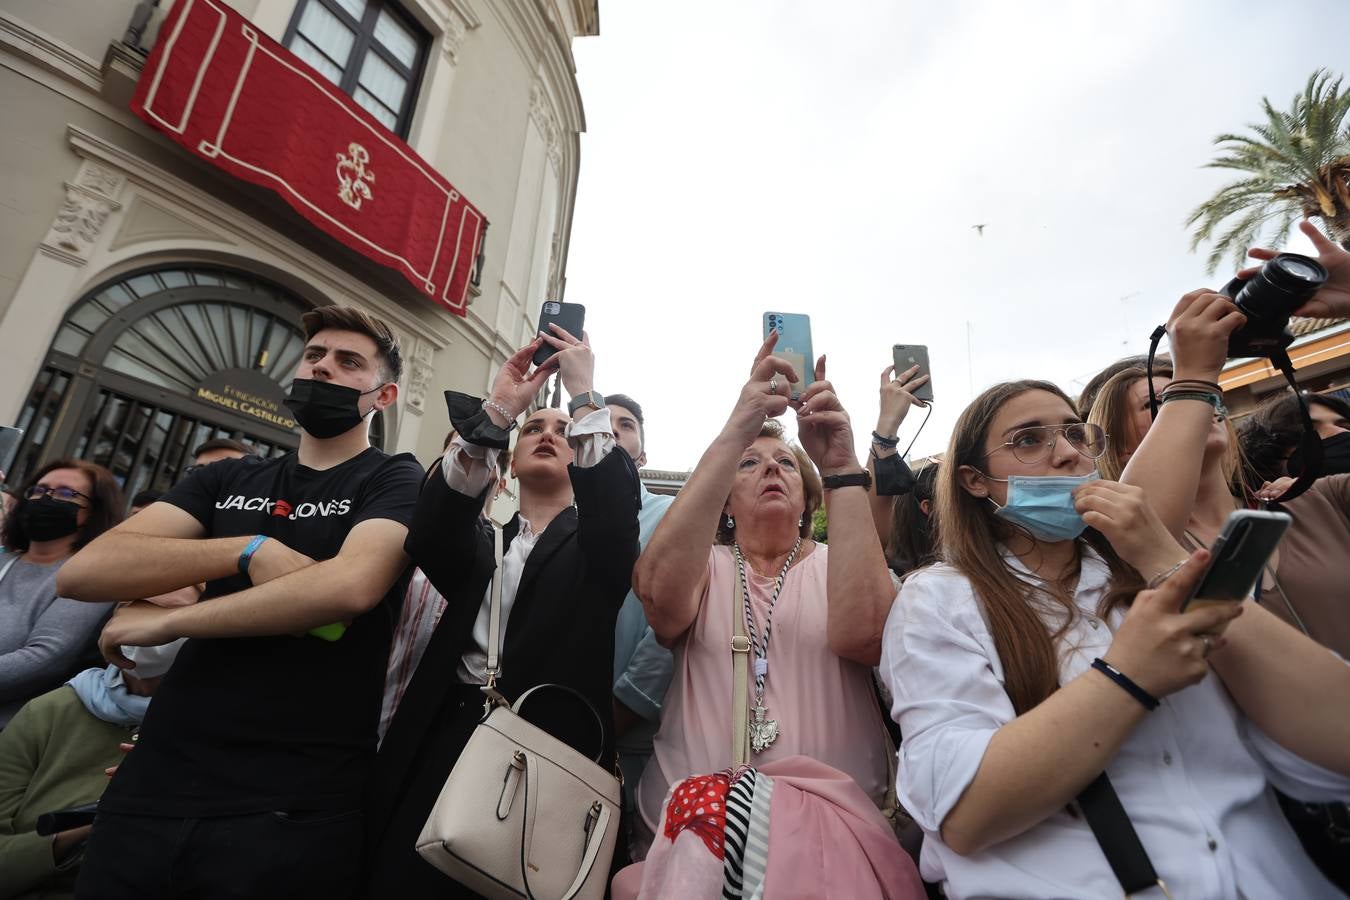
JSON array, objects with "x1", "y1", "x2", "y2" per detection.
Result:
[{"x1": 616, "y1": 336, "x2": 923, "y2": 899}]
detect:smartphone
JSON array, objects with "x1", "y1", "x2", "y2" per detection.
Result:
[
  {"x1": 0, "y1": 425, "x2": 23, "y2": 479},
  {"x1": 892, "y1": 345, "x2": 934, "y2": 403},
  {"x1": 1181, "y1": 509, "x2": 1291, "y2": 611},
  {"x1": 533, "y1": 301, "x2": 586, "y2": 366},
  {"x1": 762, "y1": 312, "x2": 814, "y2": 399}
]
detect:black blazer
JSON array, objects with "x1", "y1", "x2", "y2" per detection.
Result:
[{"x1": 367, "y1": 394, "x2": 640, "y2": 879}]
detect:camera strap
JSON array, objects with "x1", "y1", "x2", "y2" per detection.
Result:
[
  {"x1": 1145, "y1": 331, "x2": 1322, "y2": 504},
  {"x1": 1076, "y1": 771, "x2": 1173, "y2": 898},
  {"x1": 1264, "y1": 349, "x2": 1323, "y2": 505}
]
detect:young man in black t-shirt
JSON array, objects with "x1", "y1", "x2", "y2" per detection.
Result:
[{"x1": 59, "y1": 306, "x2": 423, "y2": 899}]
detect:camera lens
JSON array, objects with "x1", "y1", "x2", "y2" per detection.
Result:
[
  {"x1": 1275, "y1": 257, "x2": 1323, "y2": 282},
  {"x1": 1231, "y1": 252, "x2": 1327, "y2": 322}
]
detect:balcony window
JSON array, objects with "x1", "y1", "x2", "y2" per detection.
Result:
[{"x1": 284, "y1": 0, "x2": 428, "y2": 136}]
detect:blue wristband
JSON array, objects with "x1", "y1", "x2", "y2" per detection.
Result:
[
  {"x1": 1091, "y1": 658, "x2": 1160, "y2": 711},
  {"x1": 238, "y1": 535, "x2": 268, "y2": 574}
]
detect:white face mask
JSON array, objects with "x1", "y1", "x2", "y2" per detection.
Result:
[{"x1": 122, "y1": 638, "x2": 187, "y2": 678}]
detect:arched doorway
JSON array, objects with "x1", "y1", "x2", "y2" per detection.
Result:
[{"x1": 7, "y1": 264, "x2": 384, "y2": 501}]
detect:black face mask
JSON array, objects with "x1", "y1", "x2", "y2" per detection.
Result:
[
  {"x1": 20, "y1": 496, "x2": 82, "y2": 542},
  {"x1": 1290, "y1": 431, "x2": 1350, "y2": 479},
  {"x1": 283, "y1": 378, "x2": 382, "y2": 439}
]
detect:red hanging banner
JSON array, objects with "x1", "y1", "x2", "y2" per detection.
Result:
[{"x1": 131, "y1": 0, "x2": 485, "y2": 316}]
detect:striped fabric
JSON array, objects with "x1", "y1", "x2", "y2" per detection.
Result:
[
  {"x1": 741, "y1": 772, "x2": 774, "y2": 896},
  {"x1": 722, "y1": 768, "x2": 774, "y2": 899},
  {"x1": 721, "y1": 769, "x2": 755, "y2": 897}
]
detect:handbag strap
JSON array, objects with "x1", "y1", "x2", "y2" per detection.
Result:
[
  {"x1": 730, "y1": 556, "x2": 752, "y2": 768},
  {"x1": 483, "y1": 524, "x2": 506, "y2": 700},
  {"x1": 1077, "y1": 772, "x2": 1173, "y2": 898},
  {"x1": 0, "y1": 553, "x2": 21, "y2": 586}
]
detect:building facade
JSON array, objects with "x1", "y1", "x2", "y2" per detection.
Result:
[
  {"x1": 1221, "y1": 317, "x2": 1350, "y2": 416},
  {"x1": 0, "y1": 0, "x2": 596, "y2": 503}
]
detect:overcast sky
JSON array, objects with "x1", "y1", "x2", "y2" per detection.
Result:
[{"x1": 564, "y1": 0, "x2": 1348, "y2": 472}]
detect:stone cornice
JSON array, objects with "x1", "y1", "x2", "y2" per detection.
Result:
[{"x1": 0, "y1": 12, "x2": 102, "y2": 92}]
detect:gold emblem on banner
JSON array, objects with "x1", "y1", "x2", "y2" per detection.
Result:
[{"x1": 336, "y1": 143, "x2": 375, "y2": 210}]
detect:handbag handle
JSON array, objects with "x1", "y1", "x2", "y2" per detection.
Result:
[
  {"x1": 517, "y1": 751, "x2": 613, "y2": 900},
  {"x1": 512, "y1": 683, "x2": 609, "y2": 765},
  {"x1": 730, "y1": 557, "x2": 752, "y2": 768}
]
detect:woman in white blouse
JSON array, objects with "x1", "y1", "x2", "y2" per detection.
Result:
[{"x1": 879, "y1": 379, "x2": 1350, "y2": 900}]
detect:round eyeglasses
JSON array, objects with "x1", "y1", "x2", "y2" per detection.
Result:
[
  {"x1": 985, "y1": 423, "x2": 1108, "y2": 465},
  {"x1": 26, "y1": 484, "x2": 90, "y2": 504}
]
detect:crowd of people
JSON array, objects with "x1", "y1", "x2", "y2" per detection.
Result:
[{"x1": 0, "y1": 224, "x2": 1348, "y2": 899}]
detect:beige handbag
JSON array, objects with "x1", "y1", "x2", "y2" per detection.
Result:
[{"x1": 415, "y1": 526, "x2": 621, "y2": 899}]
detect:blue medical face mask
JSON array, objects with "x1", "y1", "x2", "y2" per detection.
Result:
[{"x1": 989, "y1": 471, "x2": 1099, "y2": 542}]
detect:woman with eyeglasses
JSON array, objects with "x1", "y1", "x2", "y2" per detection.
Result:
[
  {"x1": 0, "y1": 459, "x2": 123, "y2": 727},
  {"x1": 878, "y1": 379, "x2": 1350, "y2": 899}
]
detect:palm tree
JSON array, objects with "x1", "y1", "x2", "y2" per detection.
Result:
[{"x1": 1188, "y1": 69, "x2": 1350, "y2": 273}]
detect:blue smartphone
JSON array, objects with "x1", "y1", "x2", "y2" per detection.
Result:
[{"x1": 762, "y1": 312, "x2": 814, "y2": 399}]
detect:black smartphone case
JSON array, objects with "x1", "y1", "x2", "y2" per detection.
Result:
[{"x1": 533, "y1": 302, "x2": 586, "y2": 366}]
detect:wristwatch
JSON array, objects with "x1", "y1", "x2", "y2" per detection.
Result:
[
  {"x1": 821, "y1": 470, "x2": 873, "y2": 491},
  {"x1": 567, "y1": 390, "x2": 606, "y2": 417}
]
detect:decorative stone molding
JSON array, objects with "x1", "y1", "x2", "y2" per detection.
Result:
[
  {"x1": 41, "y1": 161, "x2": 126, "y2": 264},
  {"x1": 437, "y1": 0, "x2": 480, "y2": 63},
  {"x1": 529, "y1": 82, "x2": 562, "y2": 173},
  {"x1": 405, "y1": 339, "x2": 436, "y2": 412},
  {"x1": 546, "y1": 232, "x2": 561, "y2": 296}
]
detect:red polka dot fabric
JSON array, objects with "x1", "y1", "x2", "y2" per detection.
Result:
[{"x1": 663, "y1": 772, "x2": 731, "y2": 859}]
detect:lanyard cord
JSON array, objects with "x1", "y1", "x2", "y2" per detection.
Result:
[{"x1": 732, "y1": 538, "x2": 802, "y2": 703}]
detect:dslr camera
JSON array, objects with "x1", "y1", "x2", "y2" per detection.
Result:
[{"x1": 1220, "y1": 253, "x2": 1328, "y2": 358}]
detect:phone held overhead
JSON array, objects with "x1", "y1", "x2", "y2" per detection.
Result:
[
  {"x1": 533, "y1": 301, "x2": 586, "y2": 366},
  {"x1": 892, "y1": 344, "x2": 934, "y2": 403},
  {"x1": 762, "y1": 312, "x2": 814, "y2": 400}
]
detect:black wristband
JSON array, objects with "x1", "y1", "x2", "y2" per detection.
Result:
[
  {"x1": 1091, "y1": 658, "x2": 1160, "y2": 711},
  {"x1": 871, "y1": 431, "x2": 900, "y2": 448},
  {"x1": 821, "y1": 470, "x2": 872, "y2": 492}
]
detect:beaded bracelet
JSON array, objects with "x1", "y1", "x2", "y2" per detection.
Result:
[
  {"x1": 481, "y1": 398, "x2": 519, "y2": 431},
  {"x1": 1091, "y1": 658, "x2": 1160, "y2": 711},
  {"x1": 1160, "y1": 390, "x2": 1224, "y2": 413}
]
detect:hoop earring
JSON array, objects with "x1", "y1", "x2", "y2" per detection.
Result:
[{"x1": 725, "y1": 514, "x2": 735, "y2": 530}]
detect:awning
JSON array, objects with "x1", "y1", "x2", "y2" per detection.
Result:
[{"x1": 131, "y1": 0, "x2": 486, "y2": 316}]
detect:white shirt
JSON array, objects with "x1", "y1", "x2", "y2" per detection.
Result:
[
  {"x1": 879, "y1": 549, "x2": 1350, "y2": 900},
  {"x1": 441, "y1": 407, "x2": 616, "y2": 685}
]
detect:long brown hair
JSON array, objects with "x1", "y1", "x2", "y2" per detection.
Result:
[
  {"x1": 936, "y1": 381, "x2": 1143, "y2": 715},
  {"x1": 2, "y1": 458, "x2": 125, "y2": 553},
  {"x1": 1089, "y1": 367, "x2": 1252, "y2": 501}
]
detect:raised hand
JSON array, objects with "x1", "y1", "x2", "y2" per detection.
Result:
[
  {"x1": 796, "y1": 357, "x2": 862, "y2": 476},
  {"x1": 1244, "y1": 219, "x2": 1350, "y2": 319},
  {"x1": 877, "y1": 364, "x2": 930, "y2": 439},
  {"x1": 1103, "y1": 550, "x2": 1244, "y2": 700},
  {"x1": 721, "y1": 332, "x2": 797, "y2": 448},
  {"x1": 538, "y1": 324, "x2": 596, "y2": 400},
  {"x1": 1166, "y1": 289, "x2": 1247, "y2": 382},
  {"x1": 1074, "y1": 480, "x2": 1186, "y2": 580},
  {"x1": 486, "y1": 337, "x2": 559, "y2": 424}
]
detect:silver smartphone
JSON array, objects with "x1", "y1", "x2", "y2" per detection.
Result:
[
  {"x1": 1181, "y1": 509, "x2": 1291, "y2": 611},
  {"x1": 893, "y1": 345, "x2": 933, "y2": 403}
]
